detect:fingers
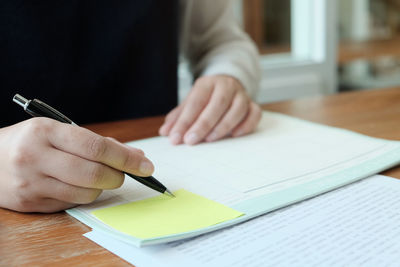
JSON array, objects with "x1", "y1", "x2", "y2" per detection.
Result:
[
  {"x1": 159, "y1": 105, "x2": 183, "y2": 136},
  {"x1": 232, "y1": 102, "x2": 262, "y2": 137},
  {"x1": 205, "y1": 93, "x2": 249, "y2": 142},
  {"x1": 38, "y1": 176, "x2": 102, "y2": 205},
  {"x1": 0, "y1": 118, "x2": 140, "y2": 213},
  {"x1": 182, "y1": 82, "x2": 236, "y2": 145},
  {"x1": 163, "y1": 75, "x2": 262, "y2": 145},
  {"x1": 9, "y1": 175, "x2": 101, "y2": 213},
  {"x1": 39, "y1": 148, "x2": 124, "y2": 189},
  {"x1": 12, "y1": 197, "x2": 77, "y2": 213},
  {"x1": 168, "y1": 79, "x2": 214, "y2": 144},
  {"x1": 47, "y1": 124, "x2": 154, "y2": 177},
  {"x1": 106, "y1": 137, "x2": 145, "y2": 156},
  {"x1": 34, "y1": 199, "x2": 77, "y2": 213}
]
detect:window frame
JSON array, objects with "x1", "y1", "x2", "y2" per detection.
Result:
[{"x1": 243, "y1": 0, "x2": 338, "y2": 103}]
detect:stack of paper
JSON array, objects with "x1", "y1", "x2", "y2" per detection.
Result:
[
  {"x1": 67, "y1": 112, "x2": 400, "y2": 247},
  {"x1": 85, "y1": 175, "x2": 400, "y2": 266}
]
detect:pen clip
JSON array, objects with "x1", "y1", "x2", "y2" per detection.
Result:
[{"x1": 13, "y1": 94, "x2": 76, "y2": 125}]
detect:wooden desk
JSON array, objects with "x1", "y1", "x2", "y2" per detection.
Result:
[{"x1": 2, "y1": 87, "x2": 400, "y2": 266}]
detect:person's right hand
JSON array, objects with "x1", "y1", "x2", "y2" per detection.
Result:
[{"x1": 0, "y1": 117, "x2": 154, "y2": 213}]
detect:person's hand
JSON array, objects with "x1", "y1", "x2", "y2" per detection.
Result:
[
  {"x1": 159, "y1": 75, "x2": 262, "y2": 145},
  {"x1": 0, "y1": 118, "x2": 154, "y2": 213}
]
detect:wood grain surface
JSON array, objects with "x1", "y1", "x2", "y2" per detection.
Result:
[{"x1": 2, "y1": 87, "x2": 400, "y2": 266}]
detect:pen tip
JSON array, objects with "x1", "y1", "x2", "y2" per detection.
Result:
[{"x1": 164, "y1": 189, "x2": 176, "y2": 198}]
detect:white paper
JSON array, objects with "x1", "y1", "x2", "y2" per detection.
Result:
[
  {"x1": 70, "y1": 111, "x2": 400, "y2": 246},
  {"x1": 73, "y1": 111, "x2": 398, "y2": 210},
  {"x1": 85, "y1": 175, "x2": 400, "y2": 267}
]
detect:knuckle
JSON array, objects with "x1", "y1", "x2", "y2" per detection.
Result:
[
  {"x1": 189, "y1": 97, "x2": 207, "y2": 111},
  {"x1": 215, "y1": 76, "x2": 238, "y2": 91},
  {"x1": 194, "y1": 76, "x2": 211, "y2": 87},
  {"x1": 57, "y1": 186, "x2": 101, "y2": 204},
  {"x1": 176, "y1": 119, "x2": 192, "y2": 130},
  {"x1": 216, "y1": 122, "x2": 231, "y2": 134},
  {"x1": 197, "y1": 119, "x2": 212, "y2": 131},
  {"x1": 223, "y1": 78, "x2": 236, "y2": 90},
  {"x1": 216, "y1": 94, "x2": 230, "y2": 107},
  {"x1": 10, "y1": 144, "x2": 36, "y2": 168},
  {"x1": 58, "y1": 186, "x2": 76, "y2": 203},
  {"x1": 122, "y1": 151, "x2": 140, "y2": 171},
  {"x1": 14, "y1": 197, "x2": 33, "y2": 212},
  {"x1": 87, "y1": 136, "x2": 107, "y2": 160},
  {"x1": 87, "y1": 164, "x2": 105, "y2": 186},
  {"x1": 238, "y1": 95, "x2": 250, "y2": 107},
  {"x1": 228, "y1": 77, "x2": 237, "y2": 87},
  {"x1": 166, "y1": 106, "x2": 179, "y2": 120},
  {"x1": 13, "y1": 177, "x2": 32, "y2": 195},
  {"x1": 13, "y1": 191, "x2": 37, "y2": 212},
  {"x1": 25, "y1": 117, "x2": 53, "y2": 136}
]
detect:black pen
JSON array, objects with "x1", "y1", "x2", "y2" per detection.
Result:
[{"x1": 13, "y1": 93, "x2": 175, "y2": 198}]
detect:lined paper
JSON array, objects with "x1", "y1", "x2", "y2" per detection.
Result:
[{"x1": 86, "y1": 175, "x2": 400, "y2": 267}]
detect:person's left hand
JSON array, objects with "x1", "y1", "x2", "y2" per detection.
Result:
[{"x1": 159, "y1": 75, "x2": 262, "y2": 145}]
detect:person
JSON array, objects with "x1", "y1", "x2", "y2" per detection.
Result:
[{"x1": 0, "y1": 0, "x2": 261, "y2": 213}]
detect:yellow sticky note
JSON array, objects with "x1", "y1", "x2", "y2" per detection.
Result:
[{"x1": 91, "y1": 189, "x2": 243, "y2": 239}]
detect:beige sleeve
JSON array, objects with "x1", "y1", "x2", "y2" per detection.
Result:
[{"x1": 179, "y1": 0, "x2": 261, "y2": 99}]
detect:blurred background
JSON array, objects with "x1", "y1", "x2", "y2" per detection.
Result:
[
  {"x1": 177, "y1": 0, "x2": 400, "y2": 103},
  {"x1": 238, "y1": 0, "x2": 400, "y2": 102}
]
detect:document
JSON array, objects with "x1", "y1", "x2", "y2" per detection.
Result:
[
  {"x1": 67, "y1": 111, "x2": 400, "y2": 246},
  {"x1": 85, "y1": 175, "x2": 400, "y2": 267}
]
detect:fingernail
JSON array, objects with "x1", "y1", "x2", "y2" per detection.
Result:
[
  {"x1": 169, "y1": 132, "x2": 181, "y2": 145},
  {"x1": 139, "y1": 161, "x2": 154, "y2": 176},
  {"x1": 185, "y1": 132, "x2": 199, "y2": 145},
  {"x1": 206, "y1": 131, "x2": 218, "y2": 142}
]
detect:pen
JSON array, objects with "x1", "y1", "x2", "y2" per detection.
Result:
[{"x1": 12, "y1": 93, "x2": 175, "y2": 198}]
